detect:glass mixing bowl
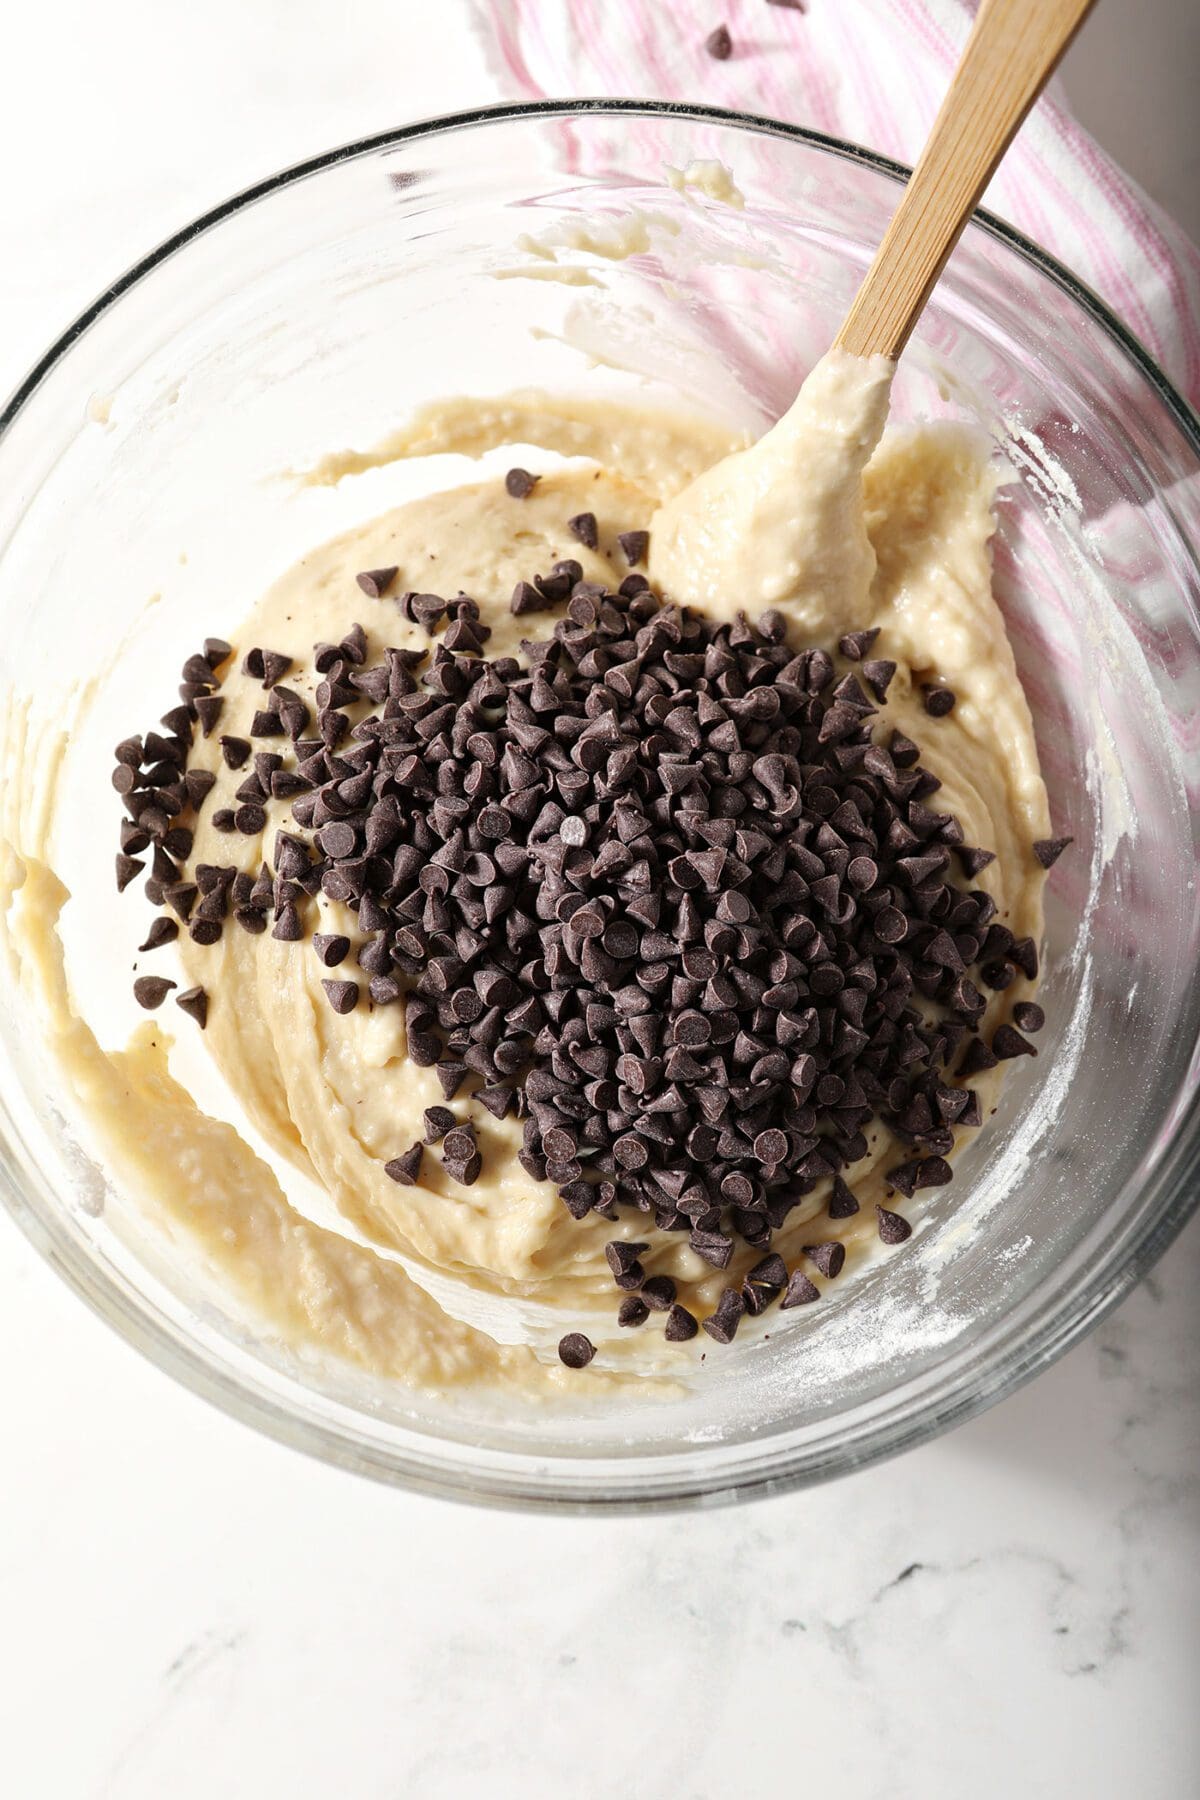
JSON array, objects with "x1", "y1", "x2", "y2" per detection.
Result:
[{"x1": 1, "y1": 102, "x2": 1198, "y2": 1511}]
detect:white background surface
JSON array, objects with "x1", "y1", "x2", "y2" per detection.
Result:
[{"x1": 2, "y1": 4, "x2": 1197, "y2": 1796}]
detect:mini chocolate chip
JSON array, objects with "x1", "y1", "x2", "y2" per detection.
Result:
[
  {"x1": 185, "y1": 769, "x2": 217, "y2": 811},
  {"x1": 803, "y1": 1241, "x2": 846, "y2": 1278},
  {"x1": 505, "y1": 468, "x2": 540, "y2": 499},
  {"x1": 138, "y1": 918, "x2": 179, "y2": 953},
  {"x1": 260, "y1": 650, "x2": 292, "y2": 690},
  {"x1": 959, "y1": 1037, "x2": 998, "y2": 1078},
  {"x1": 356, "y1": 566, "x2": 398, "y2": 599},
  {"x1": 664, "y1": 1303, "x2": 698, "y2": 1341},
  {"x1": 322, "y1": 979, "x2": 359, "y2": 1015},
  {"x1": 423, "y1": 1106, "x2": 457, "y2": 1143},
  {"x1": 922, "y1": 684, "x2": 956, "y2": 716},
  {"x1": 175, "y1": 986, "x2": 209, "y2": 1029},
  {"x1": 194, "y1": 695, "x2": 223, "y2": 737},
  {"x1": 640, "y1": 1274, "x2": 677, "y2": 1311},
  {"x1": 876, "y1": 1204, "x2": 912, "y2": 1245},
  {"x1": 1012, "y1": 1001, "x2": 1045, "y2": 1034},
  {"x1": 705, "y1": 23, "x2": 733, "y2": 58},
  {"x1": 955, "y1": 845, "x2": 996, "y2": 877},
  {"x1": 1007, "y1": 936, "x2": 1039, "y2": 980},
  {"x1": 1033, "y1": 836, "x2": 1072, "y2": 869},
  {"x1": 701, "y1": 1286, "x2": 744, "y2": 1343},
  {"x1": 605, "y1": 1240, "x2": 649, "y2": 1279},
  {"x1": 861, "y1": 659, "x2": 896, "y2": 702},
  {"x1": 385, "y1": 1143, "x2": 424, "y2": 1184},
  {"x1": 133, "y1": 976, "x2": 175, "y2": 1009},
  {"x1": 568, "y1": 512, "x2": 599, "y2": 551},
  {"x1": 557, "y1": 1332, "x2": 594, "y2": 1368},
  {"x1": 618, "y1": 530, "x2": 649, "y2": 566},
  {"x1": 827, "y1": 1175, "x2": 859, "y2": 1218},
  {"x1": 619, "y1": 1296, "x2": 650, "y2": 1329},
  {"x1": 313, "y1": 933, "x2": 350, "y2": 967},
  {"x1": 992, "y1": 1023, "x2": 1037, "y2": 1059},
  {"x1": 781, "y1": 1270, "x2": 820, "y2": 1308},
  {"x1": 116, "y1": 853, "x2": 144, "y2": 893}
]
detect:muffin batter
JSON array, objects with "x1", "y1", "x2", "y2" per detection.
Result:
[{"x1": 3, "y1": 353, "x2": 1052, "y2": 1392}]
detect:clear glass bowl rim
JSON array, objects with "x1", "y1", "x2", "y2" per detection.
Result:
[{"x1": 2, "y1": 98, "x2": 1198, "y2": 1513}]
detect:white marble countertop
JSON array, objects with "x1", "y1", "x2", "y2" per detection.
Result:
[{"x1": 2, "y1": 5, "x2": 1197, "y2": 1796}]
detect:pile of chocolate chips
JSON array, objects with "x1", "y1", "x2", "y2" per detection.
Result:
[{"x1": 113, "y1": 520, "x2": 1066, "y2": 1355}]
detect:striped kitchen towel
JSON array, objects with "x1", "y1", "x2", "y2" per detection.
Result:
[{"x1": 469, "y1": 0, "x2": 1200, "y2": 408}]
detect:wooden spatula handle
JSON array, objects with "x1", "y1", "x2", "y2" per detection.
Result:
[{"x1": 834, "y1": 0, "x2": 1096, "y2": 361}]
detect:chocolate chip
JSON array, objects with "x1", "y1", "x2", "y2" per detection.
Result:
[
  {"x1": 568, "y1": 512, "x2": 599, "y2": 551},
  {"x1": 803, "y1": 1241, "x2": 845, "y2": 1278},
  {"x1": 664, "y1": 1303, "x2": 698, "y2": 1341},
  {"x1": 992, "y1": 1023, "x2": 1037, "y2": 1059},
  {"x1": 114, "y1": 579, "x2": 1028, "y2": 1335},
  {"x1": 194, "y1": 695, "x2": 223, "y2": 737},
  {"x1": 1007, "y1": 936, "x2": 1039, "y2": 980},
  {"x1": 861, "y1": 659, "x2": 896, "y2": 702},
  {"x1": 1033, "y1": 836, "x2": 1072, "y2": 869},
  {"x1": 619, "y1": 1296, "x2": 650, "y2": 1328},
  {"x1": 618, "y1": 530, "x2": 649, "y2": 567},
  {"x1": 827, "y1": 1175, "x2": 859, "y2": 1218},
  {"x1": 138, "y1": 918, "x2": 179, "y2": 953},
  {"x1": 922, "y1": 684, "x2": 956, "y2": 716},
  {"x1": 511, "y1": 580, "x2": 552, "y2": 617},
  {"x1": 959, "y1": 1037, "x2": 999, "y2": 1077},
  {"x1": 356, "y1": 567, "x2": 398, "y2": 599},
  {"x1": 876, "y1": 1204, "x2": 912, "y2": 1244},
  {"x1": 781, "y1": 1269, "x2": 820, "y2": 1308},
  {"x1": 605, "y1": 1239, "x2": 648, "y2": 1280},
  {"x1": 705, "y1": 23, "x2": 733, "y2": 58},
  {"x1": 133, "y1": 976, "x2": 175, "y2": 1009},
  {"x1": 955, "y1": 845, "x2": 995, "y2": 877},
  {"x1": 175, "y1": 986, "x2": 208, "y2": 1029},
  {"x1": 640, "y1": 1274, "x2": 677, "y2": 1311},
  {"x1": 321, "y1": 979, "x2": 359, "y2": 1015},
  {"x1": 185, "y1": 769, "x2": 217, "y2": 811},
  {"x1": 116, "y1": 853, "x2": 144, "y2": 893},
  {"x1": 259, "y1": 650, "x2": 292, "y2": 690},
  {"x1": 385, "y1": 1143, "x2": 423, "y2": 1184},
  {"x1": 701, "y1": 1286, "x2": 744, "y2": 1341},
  {"x1": 220, "y1": 735, "x2": 251, "y2": 769},
  {"x1": 505, "y1": 468, "x2": 540, "y2": 499},
  {"x1": 838, "y1": 629, "x2": 879, "y2": 661},
  {"x1": 423, "y1": 1106, "x2": 457, "y2": 1143},
  {"x1": 557, "y1": 1332, "x2": 594, "y2": 1368},
  {"x1": 234, "y1": 803, "x2": 267, "y2": 836},
  {"x1": 1012, "y1": 1001, "x2": 1045, "y2": 1034}
]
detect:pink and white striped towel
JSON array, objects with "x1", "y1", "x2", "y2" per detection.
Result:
[{"x1": 469, "y1": 0, "x2": 1200, "y2": 409}]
